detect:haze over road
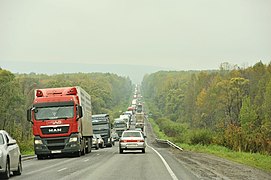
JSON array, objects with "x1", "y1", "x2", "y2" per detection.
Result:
[{"x1": 1, "y1": 0, "x2": 271, "y2": 72}]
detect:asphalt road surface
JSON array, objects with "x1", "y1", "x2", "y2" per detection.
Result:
[
  {"x1": 12, "y1": 118, "x2": 270, "y2": 180},
  {"x1": 11, "y1": 118, "x2": 198, "y2": 180},
  {"x1": 11, "y1": 142, "x2": 197, "y2": 180}
]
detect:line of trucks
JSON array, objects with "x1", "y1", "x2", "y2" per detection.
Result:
[
  {"x1": 27, "y1": 86, "x2": 114, "y2": 159},
  {"x1": 27, "y1": 86, "x2": 145, "y2": 159},
  {"x1": 112, "y1": 112, "x2": 145, "y2": 138}
]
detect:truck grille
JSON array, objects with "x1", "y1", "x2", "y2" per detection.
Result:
[
  {"x1": 47, "y1": 139, "x2": 65, "y2": 144},
  {"x1": 47, "y1": 145, "x2": 65, "y2": 151},
  {"x1": 41, "y1": 125, "x2": 69, "y2": 135}
]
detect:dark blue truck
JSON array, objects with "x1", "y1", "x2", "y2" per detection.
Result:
[{"x1": 92, "y1": 114, "x2": 113, "y2": 147}]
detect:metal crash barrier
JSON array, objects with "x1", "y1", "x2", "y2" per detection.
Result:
[{"x1": 155, "y1": 138, "x2": 183, "y2": 151}]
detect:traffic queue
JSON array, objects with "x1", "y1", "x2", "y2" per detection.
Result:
[{"x1": 0, "y1": 85, "x2": 146, "y2": 179}]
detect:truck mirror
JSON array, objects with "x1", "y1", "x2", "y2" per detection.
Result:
[
  {"x1": 77, "y1": 105, "x2": 83, "y2": 119},
  {"x1": 27, "y1": 109, "x2": 33, "y2": 124}
]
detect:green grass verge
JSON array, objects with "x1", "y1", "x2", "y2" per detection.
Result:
[
  {"x1": 19, "y1": 140, "x2": 35, "y2": 155},
  {"x1": 148, "y1": 118, "x2": 271, "y2": 173},
  {"x1": 22, "y1": 150, "x2": 35, "y2": 155},
  {"x1": 148, "y1": 118, "x2": 168, "y2": 140},
  {"x1": 178, "y1": 143, "x2": 271, "y2": 173}
]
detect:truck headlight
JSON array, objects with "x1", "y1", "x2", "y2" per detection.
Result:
[
  {"x1": 34, "y1": 139, "x2": 43, "y2": 145},
  {"x1": 108, "y1": 138, "x2": 111, "y2": 142},
  {"x1": 69, "y1": 137, "x2": 78, "y2": 142}
]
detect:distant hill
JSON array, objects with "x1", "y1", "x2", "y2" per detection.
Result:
[{"x1": 1, "y1": 62, "x2": 169, "y2": 84}]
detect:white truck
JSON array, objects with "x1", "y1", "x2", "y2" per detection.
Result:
[
  {"x1": 119, "y1": 114, "x2": 130, "y2": 129},
  {"x1": 113, "y1": 118, "x2": 127, "y2": 137},
  {"x1": 135, "y1": 112, "x2": 145, "y2": 131}
]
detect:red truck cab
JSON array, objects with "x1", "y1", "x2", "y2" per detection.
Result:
[{"x1": 27, "y1": 87, "x2": 93, "y2": 159}]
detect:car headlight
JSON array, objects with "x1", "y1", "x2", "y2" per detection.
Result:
[
  {"x1": 0, "y1": 149, "x2": 2, "y2": 158},
  {"x1": 69, "y1": 137, "x2": 78, "y2": 142},
  {"x1": 34, "y1": 139, "x2": 43, "y2": 145}
]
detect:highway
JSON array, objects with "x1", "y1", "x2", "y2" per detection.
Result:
[
  {"x1": 10, "y1": 120, "x2": 271, "y2": 180},
  {"x1": 11, "y1": 122, "x2": 198, "y2": 180}
]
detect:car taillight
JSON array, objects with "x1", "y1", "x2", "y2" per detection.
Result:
[{"x1": 120, "y1": 139, "x2": 144, "y2": 143}]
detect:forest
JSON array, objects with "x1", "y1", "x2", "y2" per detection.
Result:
[
  {"x1": 0, "y1": 68, "x2": 133, "y2": 152},
  {"x1": 142, "y1": 62, "x2": 271, "y2": 154}
]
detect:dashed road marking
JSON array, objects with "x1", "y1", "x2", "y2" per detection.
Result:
[{"x1": 57, "y1": 168, "x2": 67, "y2": 172}]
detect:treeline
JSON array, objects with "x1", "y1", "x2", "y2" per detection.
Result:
[
  {"x1": 142, "y1": 62, "x2": 271, "y2": 154},
  {"x1": 0, "y1": 68, "x2": 132, "y2": 152}
]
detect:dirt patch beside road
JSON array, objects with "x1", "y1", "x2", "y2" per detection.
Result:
[{"x1": 145, "y1": 119, "x2": 271, "y2": 180}]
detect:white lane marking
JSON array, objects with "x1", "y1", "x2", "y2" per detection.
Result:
[
  {"x1": 84, "y1": 159, "x2": 89, "y2": 162},
  {"x1": 147, "y1": 142, "x2": 179, "y2": 180},
  {"x1": 57, "y1": 168, "x2": 67, "y2": 172}
]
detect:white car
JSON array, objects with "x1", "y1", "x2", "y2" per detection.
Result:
[
  {"x1": 119, "y1": 130, "x2": 146, "y2": 154},
  {"x1": 0, "y1": 130, "x2": 22, "y2": 179}
]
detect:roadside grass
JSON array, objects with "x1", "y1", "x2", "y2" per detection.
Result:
[
  {"x1": 22, "y1": 150, "x2": 35, "y2": 155},
  {"x1": 178, "y1": 143, "x2": 271, "y2": 173},
  {"x1": 148, "y1": 118, "x2": 168, "y2": 140},
  {"x1": 19, "y1": 140, "x2": 34, "y2": 155},
  {"x1": 148, "y1": 118, "x2": 271, "y2": 173}
]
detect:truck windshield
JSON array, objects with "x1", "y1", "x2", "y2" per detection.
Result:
[
  {"x1": 93, "y1": 124, "x2": 109, "y2": 130},
  {"x1": 92, "y1": 117, "x2": 106, "y2": 121},
  {"x1": 34, "y1": 106, "x2": 74, "y2": 120},
  {"x1": 114, "y1": 123, "x2": 126, "y2": 128}
]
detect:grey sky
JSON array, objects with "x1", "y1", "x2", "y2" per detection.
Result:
[{"x1": 1, "y1": 0, "x2": 271, "y2": 71}]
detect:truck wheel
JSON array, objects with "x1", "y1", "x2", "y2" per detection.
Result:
[
  {"x1": 81, "y1": 148, "x2": 85, "y2": 156},
  {"x1": 107, "y1": 143, "x2": 112, "y2": 147},
  {"x1": 81, "y1": 139, "x2": 86, "y2": 156},
  {"x1": 37, "y1": 155, "x2": 45, "y2": 160},
  {"x1": 74, "y1": 151, "x2": 81, "y2": 157},
  {"x1": 86, "y1": 138, "x2": 92, "y2": 153},
  {"x1": 85, "y1": 147, "x2": 89, "y2": 154}
]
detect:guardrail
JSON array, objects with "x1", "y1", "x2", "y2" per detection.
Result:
[
  {"x1": 22, "y1": 155, "x2": 36, "y2": 161},
  {"x1": 155, "y1": 138, "x2": 183, "y2": 151}
]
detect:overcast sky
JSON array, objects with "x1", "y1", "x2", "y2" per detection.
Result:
[{"x1": 1, "y1": 0, "x2": 271, "y2": 71}]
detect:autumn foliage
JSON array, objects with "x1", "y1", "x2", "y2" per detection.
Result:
[{"x1": 142, "y1": 62, "x2": 271, "y2": 154}]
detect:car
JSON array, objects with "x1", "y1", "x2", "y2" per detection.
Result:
[
  {"x1": 95, "y1": 134, "x2": 105, "y2": 148},
  {"x1": 92, "y1": 134, "x2": 99, "y2": 150},
  {"x1": 135, "y1": 128, "x2": 143, "y2": 132},
  {"x1": 111, "y1": 132, "x2": 119, "y2": 142},
  {"x1": 0, "y1": 130, "x2": 22, "y2": 179},
  {"x1": 119, "y1": 130, "x2": 146, "y2": 154}
]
